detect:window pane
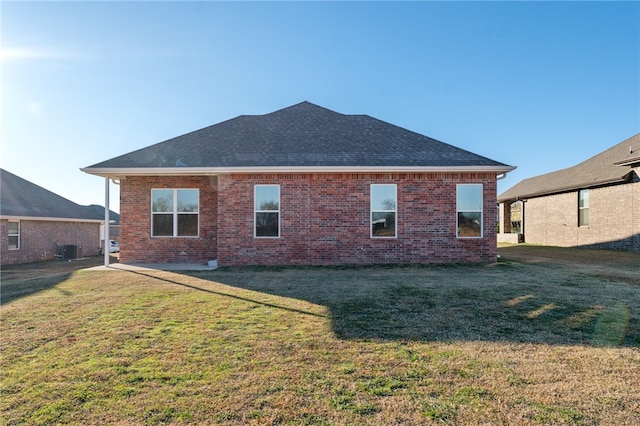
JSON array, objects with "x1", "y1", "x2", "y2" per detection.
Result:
[
  {"x1": 177, "y1": 190, "x2": 199, "y2": 212},
  {"x1": 152, "y1": 190, "x2": 173, "y2": 212},
  {"x1": 458, "y1": 212, "x2": 482, "y2": 237},
  {"x1": 579, "y1": 190, "x2": 589, "y2": 208},
  {"x1": 8, "y1": 236, "x2": 19, "y2": 249},
  {"x1": 372, "y1": 212, "x2": 396, "y2": 237},
  {"x1": 457, "y1": 185, "x2": 483, "y2": 211},
  {"x1": 8, "y1": 221, "x2": 19, "y2": 234},
  {"x1": 255, "y1": 186, "x2": 279, "y2": 211},
  {"x1": 371, "y1": 185, "x2": 397, "y2": 211},
  {"x1": 153, "y1": 214, "x2": 173, "y2": 236},
  {"x1": 579, "y1": 208, "x2": 589, "y2": 227},
  {"x1": 178, "y1": 214, "x2": 198, "y2": 236},
  {"x1": 256, "y1": 212, "x2": 279, "y2": 237}
]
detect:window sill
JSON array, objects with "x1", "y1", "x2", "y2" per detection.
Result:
[{"x1": 151, "y1": 236, "x2": 200, "y2": 238}]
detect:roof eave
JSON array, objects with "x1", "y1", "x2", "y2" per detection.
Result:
[
  {"x1": 0, "y1": 214, "x2": 104, "y2": 223},
  {"x1": 498, "y1": 175, "x2": 630, "y2": 202},
  {"x1": 81, "y1": 165, "x2": 516, "y2": 178},
  {"x1": 614, "y1": 156, "x2": 640, "y2": 167}
]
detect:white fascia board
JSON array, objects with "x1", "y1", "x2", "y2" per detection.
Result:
[
  {"x1": 81, "y1": 165, "x2": 516, "y2": 177},
  {"x1": 614, "y1": 157, "x2": 640, "y2": 167},
  {"x1": 81, "y1": 167, "x2": 220, "y2": 177},
  {"x1": 0, "y1": 215, "x2": 104, "y2": 223}
]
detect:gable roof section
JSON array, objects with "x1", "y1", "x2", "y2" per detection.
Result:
[
  {"x1": 82, "y1": 101, "x2": 513, "y2": 176},
  {"x1": 0, "y1": 169, "x2": 105, "y2": 221},
  {"x1": 498, "y1": 133, "x2": 640, "y2": 202}
]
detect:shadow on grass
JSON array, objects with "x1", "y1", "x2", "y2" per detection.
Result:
[
  {"x1": 0, "y1": 257, "x2": 107, "y2": 305},
  {"x1": 175, "y1": 262, "x2": 639, "y2": 347},
  {"x1": 122, "y1": 269, "x2": 327, "y2": 319},
  {"x1": 1, "y1": 273, "x2": 73, "y2": 305}
]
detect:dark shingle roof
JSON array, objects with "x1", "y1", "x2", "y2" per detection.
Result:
[
  {"x1": 83, "y1": 102, "x2": 512, "y2": 173},
  {"x1": 498, "y1": 133, "x2": 640, "y2": 202},
  {"x1": 0, "y1": 169, "x2": 112, "y2": 221}
]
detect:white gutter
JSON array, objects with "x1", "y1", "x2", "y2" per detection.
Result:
[
  {"x1": 0, "y1": 215, "x2": 103, "y2": 223},
  {"x1": 81, "y1": 165, "x2": 516, "y2": 177}
]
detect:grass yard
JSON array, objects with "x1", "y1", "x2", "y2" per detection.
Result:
[{"x1": 2, "y1": 246, "x2": 639, "y2": 425}]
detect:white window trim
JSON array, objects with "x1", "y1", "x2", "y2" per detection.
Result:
[
  {"x1": 578, "y1": 189, "x2": 589, "y2": 227},
  {"x1": 456, "y1": 183, "x2": 484, "y2": 239},
  {"x1": 254, "y1": 184, "x2": 280, "y2": 238},
  {"x1": 150, "y1": 188, "x2": 200, "y2": 238},
  {"x1": 370, "y1": 184, "x2": 397, "y2": 239},
  {"x1": 8, "y1": 220, "x2": 20, "y2": 250}
]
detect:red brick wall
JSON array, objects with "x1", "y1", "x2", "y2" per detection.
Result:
[
  {"x1": 119, "y1": 176, "x2": 218, "y2": 264},
  {"x1": 217, "y1": 172, "x2": 497, "y2": 265},
  {"x1": 0, "y1": 219, "x2": 100, "y2": 265},
  {"x1": 118, "y1": 173, "x2": 497, "y2": 265}
]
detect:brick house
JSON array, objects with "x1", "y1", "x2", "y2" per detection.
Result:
[
  {"x1": 0, "y1": 169, "x2": 118, "y2": 265},
  {"x1": 498, "y1": 133, "x2": 640, "y2": 252},
  {"x1": 82, "y1": 102, "x2": 514, "y2": 266}
]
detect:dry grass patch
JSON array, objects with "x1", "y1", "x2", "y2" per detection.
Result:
[{"x1": 2, "y1": 251, "x2": 639, "y2": 425}]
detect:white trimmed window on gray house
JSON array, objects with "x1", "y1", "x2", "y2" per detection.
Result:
[
  {"x1": 8, "y1": 220, "x2": 19, "y2": 250},
  {"x1": 578, "y1": 189, "x2": 589, "y2": 227}
]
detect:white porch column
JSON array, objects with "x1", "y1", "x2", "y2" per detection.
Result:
[{"x1": 104, "y1": 176, "x2": 110, "y2": 267}]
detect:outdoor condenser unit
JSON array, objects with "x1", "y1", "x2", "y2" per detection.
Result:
[{"x1": 64, "y1": 245, "x2": 83, "y2": 259}]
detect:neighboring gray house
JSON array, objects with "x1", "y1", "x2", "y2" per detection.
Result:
[
  {"x1": 498, "y1": 133, "x2": 640, "y2": 252},
  {"x1": 0, "y1": 169, "x2": 119, "y2": 265}
]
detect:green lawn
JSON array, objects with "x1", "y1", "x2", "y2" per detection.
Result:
[{"x1": 2, "y1": 247, "x2": 639, "y2": 425}]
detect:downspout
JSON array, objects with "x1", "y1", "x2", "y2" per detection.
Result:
[
  {"x1": 104, "y1": 176, "x2": 110, "y2": 267},
  {"x1": 521, "y1": 199, "x2": 526, "y2": 243},
  {"x1": 496, "y1": 173, "x2": 508, "y2": 236}
]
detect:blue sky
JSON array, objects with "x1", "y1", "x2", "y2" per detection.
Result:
[{"x1": 2, "y1": 1, "x2": 639, "y2": 213}]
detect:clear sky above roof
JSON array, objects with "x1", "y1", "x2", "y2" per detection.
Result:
[{"x1": 2, "y1": 1, "x2": 638, "y2": 212}]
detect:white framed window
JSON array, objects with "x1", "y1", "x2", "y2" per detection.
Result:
[
  {"x1": 371, "y1": 184, "x2": 397, "y2": 238},
  {"x1": 578, "y1": 189, "x2": 589, "y2": 227},
  {"x1": 457, "y1": 184, "x2": 483, "y2": 238},
  {"x1": 255, "y1": 185, "x2": 280, "y2": 238},
  {"x1": 151, "y1": 189, "x2": 199, "y2": 237},
  {"x1": 8, "y1": 220, "x2": 20, "y2": 250}
]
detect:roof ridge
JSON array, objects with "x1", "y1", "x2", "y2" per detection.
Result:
[
  {"x1": 258, "y1": 100, "x2": 343, "y2": 117},
  {"x1": 572, "y1": 132, "x2": 640, "y2": 168},
  {"x1": 498, "y1": 133, "x2": 639, "y2": 201}
]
